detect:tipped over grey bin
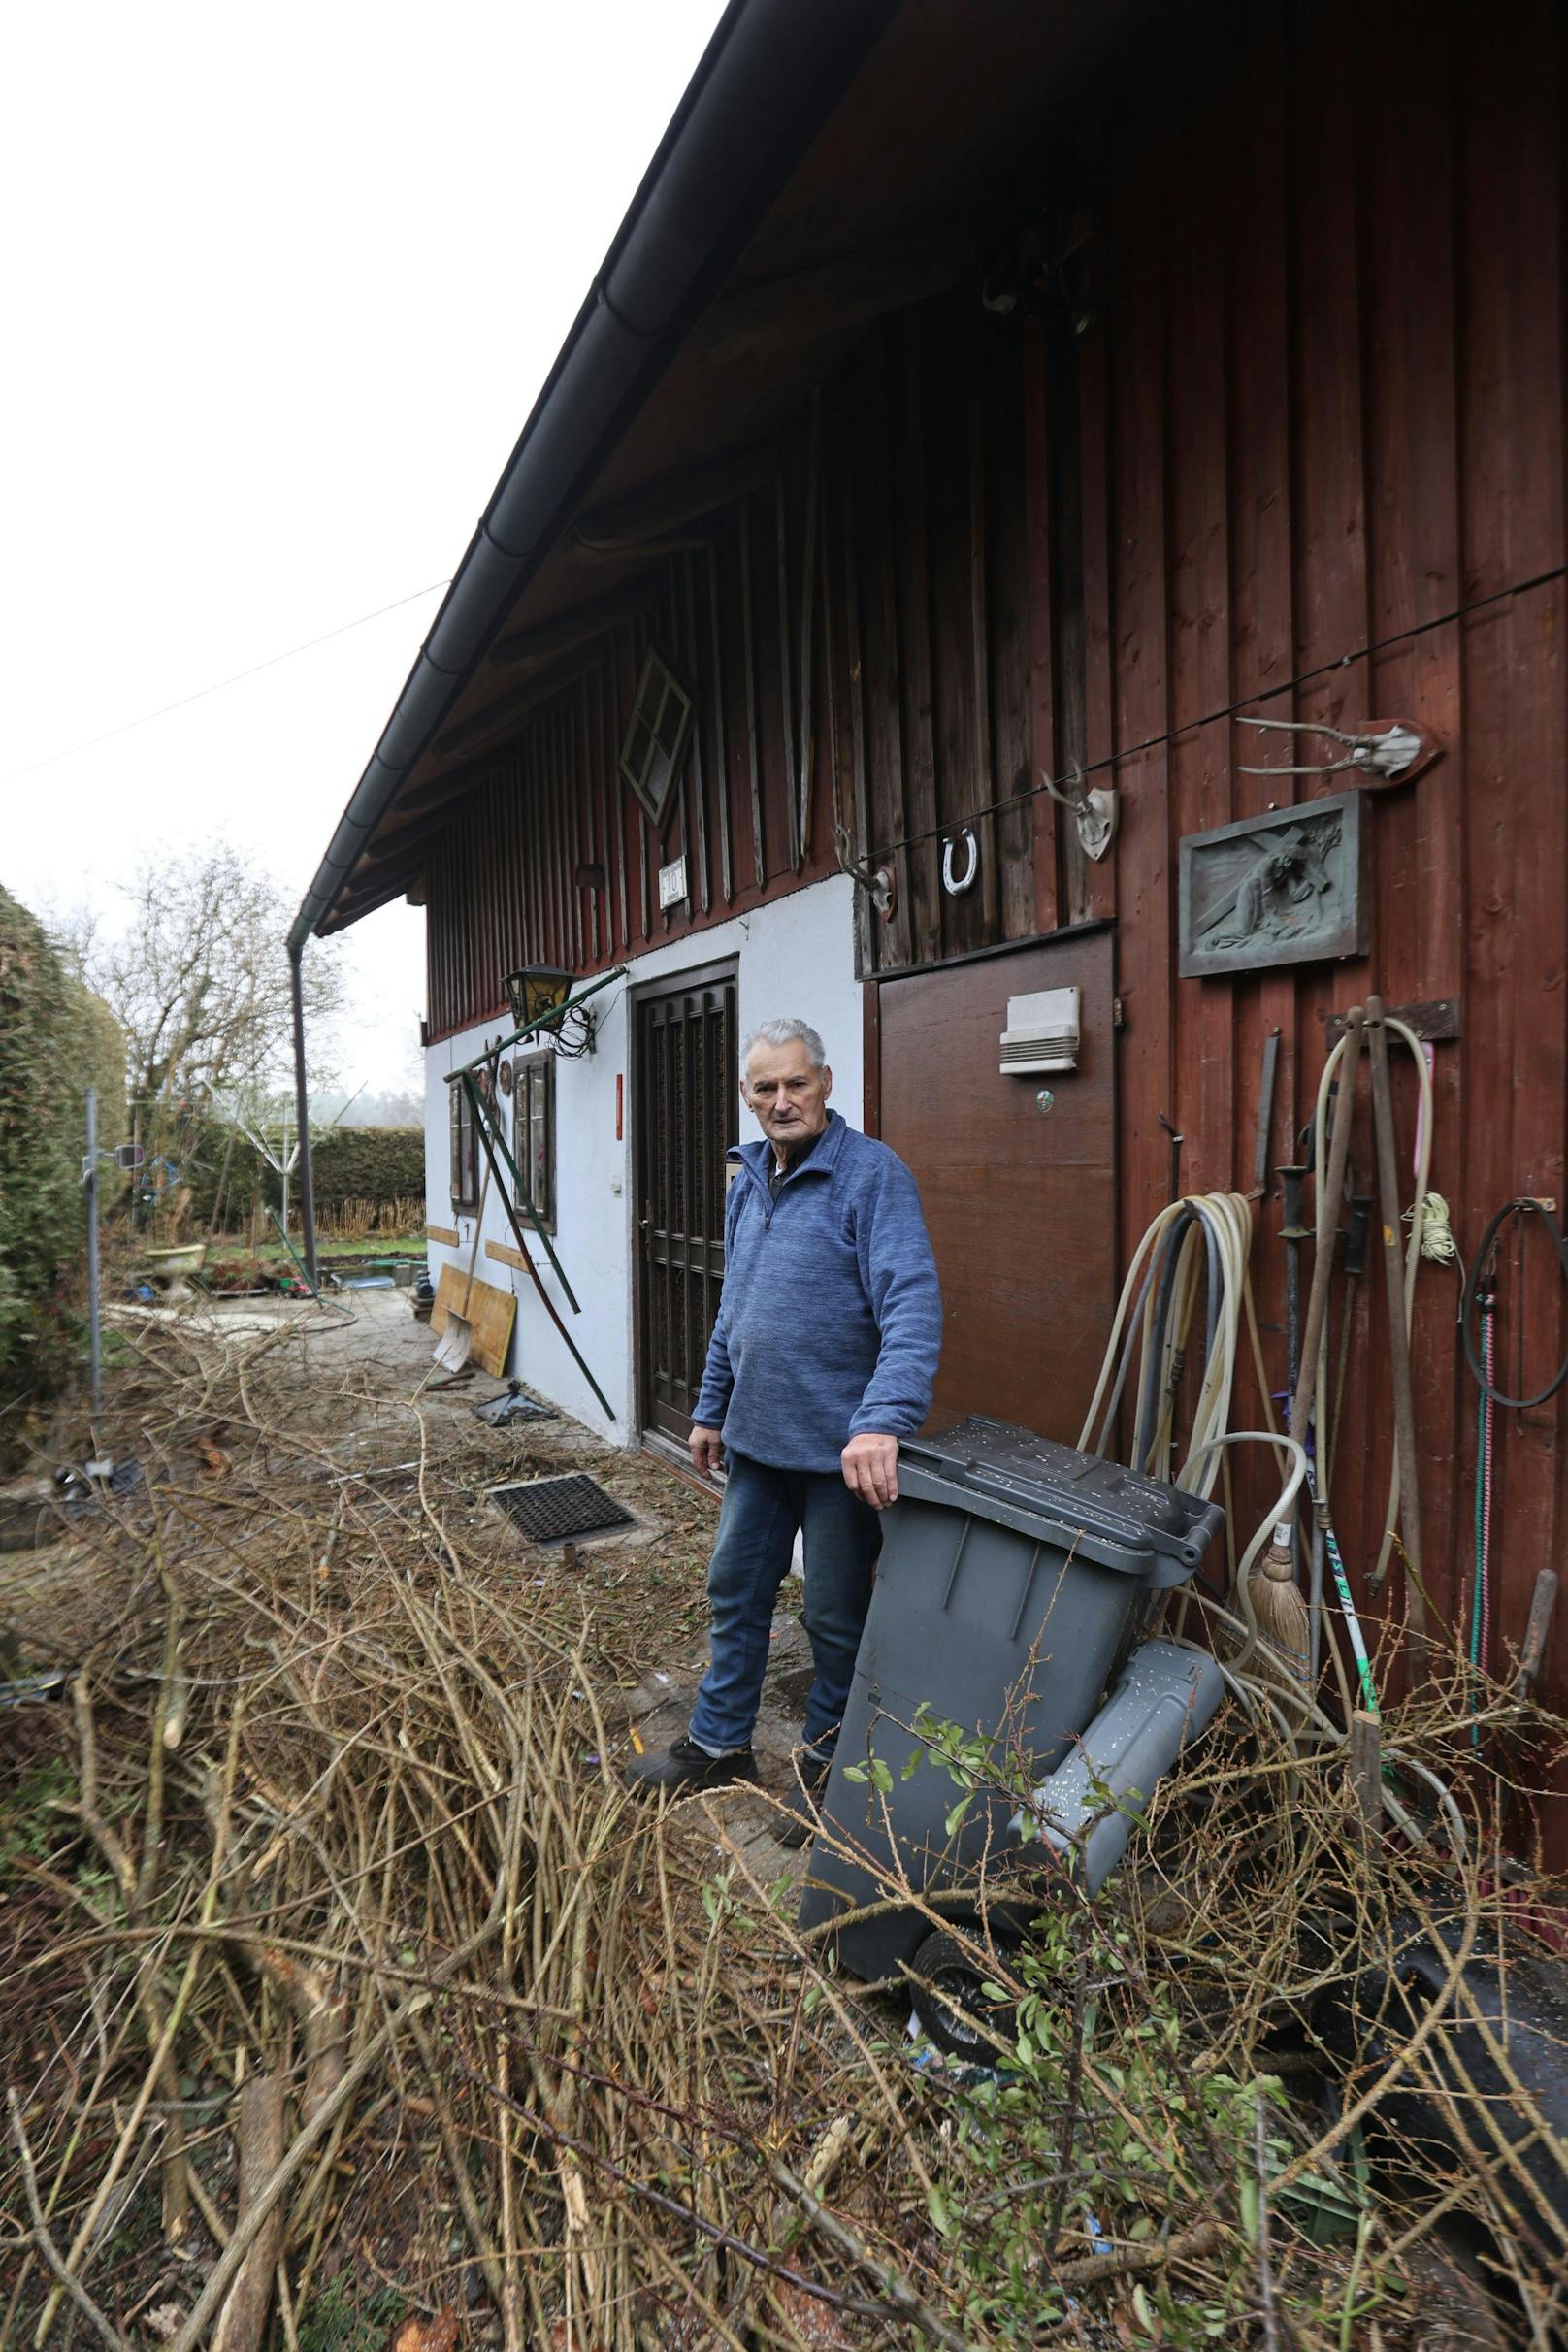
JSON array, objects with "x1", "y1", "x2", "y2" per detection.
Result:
[{"x1": 797, "y1": 1417, "x2": 1226, "y2": 1980}]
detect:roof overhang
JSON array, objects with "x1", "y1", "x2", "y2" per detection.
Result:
[{"x1": 296, "y1": 0, "x2": 1138, "y2": 944}]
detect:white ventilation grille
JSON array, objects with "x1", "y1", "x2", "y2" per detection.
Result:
[{"x1": 999, "y1": 986, "x2": 1082, "y2": 1076}]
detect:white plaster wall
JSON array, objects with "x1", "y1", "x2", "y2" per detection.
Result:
[{"x1": 422, "y1": 872, "x2": 863, "y2": 1443}]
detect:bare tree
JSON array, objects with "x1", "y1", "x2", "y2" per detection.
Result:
[{"x1": 86, "y1": 844, "x2": 344, "y2": 1123}]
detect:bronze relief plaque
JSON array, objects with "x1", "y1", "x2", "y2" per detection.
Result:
[{"x1": 1178, "y1": 790, "x2": 1368, "y2": 980}]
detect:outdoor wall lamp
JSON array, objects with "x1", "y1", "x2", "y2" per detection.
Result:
[{"x1": 503, "y1": 964, "x2": 574, "y2": 1036}]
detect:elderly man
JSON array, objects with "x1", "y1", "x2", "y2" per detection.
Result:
[{"x1": 626, "y1": 1017, "x2": 942, "y2": 1836}]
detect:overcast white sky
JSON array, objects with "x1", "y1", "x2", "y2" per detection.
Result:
[{"x1": 0, "y1": 0, "x2": 728, "y2": 1092}]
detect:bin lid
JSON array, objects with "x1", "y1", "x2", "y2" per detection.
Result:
[{"x1": 900, "y1": 1417, "x2": 1220, "y2": 1577}]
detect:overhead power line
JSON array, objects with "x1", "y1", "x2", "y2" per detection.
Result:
[{"x1": 0, "y1": 579, "x2": 450, "y2": 786}]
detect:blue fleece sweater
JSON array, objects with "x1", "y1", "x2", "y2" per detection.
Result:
[{"x1": 692, "y1": 1110, "x2": 943, "y2": 1472}]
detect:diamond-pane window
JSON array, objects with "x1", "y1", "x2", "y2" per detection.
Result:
[{"x1": 618, "y1": 645, "x2": 695, "y2": 832}]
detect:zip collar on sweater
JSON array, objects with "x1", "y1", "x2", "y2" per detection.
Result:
[{"x1": 728, "y1": 1108, "x2": 851, "y2": 1218}]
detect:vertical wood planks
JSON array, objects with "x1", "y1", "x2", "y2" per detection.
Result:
[
  {"x1": 925, "y1": 302, "x2": 983, "y2": 963},
  {"x1": 1021, "y1": 313, "x2": 1061, "y2": 936},
  {"x1": 1106, "y1": 138, "x2": 1174, "y2": 1268},
  {"x1": 1225, "y1": 6, "x2": 1299, "y2": 1458},
  {"x1": 1459, "y1": 0, "x2": 1568, "y2": 1649},
  {"x1": 1166, "y1": 16, "x2": 1235, "y2": 1198},
  {"x1": 897, "y1": 311, "x2": 941, "y2": 965},
  {"x1": 856, "y1": 328, "x2": 913, "y2": 969},
  {"x1": 967, "y1": 310, "x2": 1000, "y2": 942},
  {"x1": 1358, "y1": 6, "x2": 1465, "y2": 1638}
]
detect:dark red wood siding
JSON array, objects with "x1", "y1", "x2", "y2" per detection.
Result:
[
  {"x1": 420, "y1": 0, "x2": 1568, "y2": 1836},
  {"x1": 831, "y1": 3, "x2": 1567, "y2": 1813},
  {"x1": 424, "y1": 462, "x2": 840, "y2": 1041}
]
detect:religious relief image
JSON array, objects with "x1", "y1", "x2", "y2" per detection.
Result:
[{"x1": 1178, "y1": 790, "x2": 1369, "y2": 979}]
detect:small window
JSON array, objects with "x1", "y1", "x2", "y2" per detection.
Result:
[
  {"x1": 449, "y1": 1079, "x2": 480, "y2": 1212},
  {"x1": 516, "y1": 1052, "x2": 555, "y2": 1233},
  {"x1": 618, "y1": 644, "x2": 695, "y2": 833}
]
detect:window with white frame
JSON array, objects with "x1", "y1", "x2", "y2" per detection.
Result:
[
  {"x1": 515, "y1": 1052, "x2": 555, "y2": 1233},
  {"x1": 449, "y1": 1078, "x2": 480, "y2": 1211},
  {"x1": 618, "y1": 643, "x2": 695, "y2": 832}
]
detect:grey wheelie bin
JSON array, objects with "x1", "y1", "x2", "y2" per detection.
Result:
[{"x1": 797, "y1": 1417, "x2": 1226, "y2": 1989}]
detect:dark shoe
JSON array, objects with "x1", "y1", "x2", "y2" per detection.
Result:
[
  {"x1": 775, "y1": 1752, "x2": 833, "y2": 1848},
  {"x1": 623, "y1": 1735, "x2": 759, "y2": 1799}
]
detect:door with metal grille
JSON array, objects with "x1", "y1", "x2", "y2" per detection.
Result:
[{"x1": 634, "y1": 961, "x2": 739, "y2": 1447}]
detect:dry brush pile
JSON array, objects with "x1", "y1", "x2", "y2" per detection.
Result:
[{"x1": 1, "y1": 1311, "x2": 1565, "y2": 2352}]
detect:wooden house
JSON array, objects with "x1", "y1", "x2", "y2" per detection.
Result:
[{"x1": 294, "y1": 0, "x2": 1568, "y2": 1846}]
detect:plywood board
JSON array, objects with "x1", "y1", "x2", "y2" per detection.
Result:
[
  {"x1": 427, "y1": 1225, "x2": 459, "y2": 1247},
  {"x1": 484, "y1": 1239, "x2": 533, "y2": 1274},
  {"x1": 432, "y1": 1264, "x2": 516, "y2": 1379}
]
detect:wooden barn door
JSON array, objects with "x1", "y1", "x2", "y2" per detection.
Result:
[
  {"x1": 634, "y1": 961, "x2": 739, "y2": 1449},
  {"x1": 872, "y1": 928, "x2": 1116, "y2": 1444}
]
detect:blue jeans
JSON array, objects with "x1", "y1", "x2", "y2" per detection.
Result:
[{"x1": 688, "y1": 1450, "x2": 882, "y2": 1755}]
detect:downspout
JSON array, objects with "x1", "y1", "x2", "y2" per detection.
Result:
[{"x1": 288, "y1": 942, "x2": 319, "y2": 1287}]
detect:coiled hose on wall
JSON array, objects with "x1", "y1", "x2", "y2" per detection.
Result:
[{"x1": 1075, "y1": 1148, "x2": 1462, "y2": 1847}]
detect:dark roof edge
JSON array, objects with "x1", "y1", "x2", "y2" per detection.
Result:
[{"x1": 290, "y1": 0, "x2": 898, "y2": 952}]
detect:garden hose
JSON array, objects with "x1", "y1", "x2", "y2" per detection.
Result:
[
  {"x1": 1309, "y1": 1015, "x2": 1432, "y2": 1602},
  {"x1": 1080, "y1": 1192, "x2": 1258, "y2": 1504},
  {"x1": 1459, "y1": 1197, "x2": 1568, "y2": 1411},
  {"x1": 1458, "y1": 1201, "x2": 1568, "y2": 1744}
]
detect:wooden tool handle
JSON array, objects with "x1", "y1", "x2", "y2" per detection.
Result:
[
  {"x1": 1290, "y1": 1007, "x2": 1363, "y2": 1445},
  {"x1": 1519, "y1": 1567, "x2": 1557, "y2": 1694}
]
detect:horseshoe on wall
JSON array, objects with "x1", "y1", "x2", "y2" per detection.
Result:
[{"x1": 941, "y1": 827, "x2": 979, "y2": 895}]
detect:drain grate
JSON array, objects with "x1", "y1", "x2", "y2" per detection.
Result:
[{"x1": 490, "y1": 1474, "x2": 635, "y2": 1544}]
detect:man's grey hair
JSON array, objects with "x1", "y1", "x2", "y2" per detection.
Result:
[{"x1": 741, "y1": 1018, "x2": 827, "y2": 1072}]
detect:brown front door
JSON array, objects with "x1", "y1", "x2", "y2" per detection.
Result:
[
  {"x1": 634, "y1": 961, "x2": 739, "y2": 1447},
  {"x1": 873, "y1": 929, "x2": 1116, "y2": 1444}
]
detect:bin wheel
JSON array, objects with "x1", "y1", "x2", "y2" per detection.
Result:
[{"x1": 908, "y1": 1930, "x2": 1017, "y2": 2065}]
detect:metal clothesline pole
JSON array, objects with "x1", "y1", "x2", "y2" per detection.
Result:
[{"x1": 85, "y1": 1089, "x2": 102, "y2": 1420}]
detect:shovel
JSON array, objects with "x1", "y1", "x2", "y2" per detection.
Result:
[{"x1": 434, "y1": 1158, "x2": 492, "y2": 1374}]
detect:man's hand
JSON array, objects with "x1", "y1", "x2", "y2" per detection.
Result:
[
  {"x1": 689, "y1": 1424, "x2": 725, "y2": 1481},
  {"x1": 841, "y1": 1431, "x2": 899, "y2": 1510}
]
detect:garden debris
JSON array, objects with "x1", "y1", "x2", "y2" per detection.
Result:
[
  {"x1": 0, "y1": 1666, "x2": 70, "y2": 1708},
  {"x1": 0, "y1": 1303, "x2": 1564, "y2": 2350},
  {"x1": 474, "y1": 1380, "x2": 559, "y2": 1427}
]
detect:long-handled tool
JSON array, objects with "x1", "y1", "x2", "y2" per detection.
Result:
[
  {"x1": 1327, "y1": 1192, "x2": 1371, "y2": 1484},
  {"x1": 1365, "y1": 995, "x2": 1430, "y2": 1684},
  {"x1": 434, "y1": 1154, "x2": 492, "y2": 1374},
  {"x1": 1277, "y1": 1160, "x2": 1311, "y2": 1408},
  {"x1": 1290, "y1": 1014, "x2": 1362, "y2": 1447},
  {"x1": 1288, "y1": 1012, "x2": 1363, "y2": 1688}
]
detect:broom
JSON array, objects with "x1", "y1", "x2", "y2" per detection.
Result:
[{"x1": 1248, "y1": 1518, "x2": 1310, "y2": 1679}]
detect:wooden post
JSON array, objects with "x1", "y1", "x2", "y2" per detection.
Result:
[
  {"x1": 211, "y1": 2074, "x2": 284, "y2": 2352},
  {"x1": 1519, "y1": 1568, "x2": 1558, "y2": 1701},
  {"x1": 1348, "y1": 1711, "x2": 1381, "y2": 1846}
]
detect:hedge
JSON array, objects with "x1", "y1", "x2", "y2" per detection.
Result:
[
  {"x1": 185, "y1": 1123, "x2": 426, "y2": 1231},
  {"x1": 0, "y1": 885, "x2": 125, "y2": 1460}
]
